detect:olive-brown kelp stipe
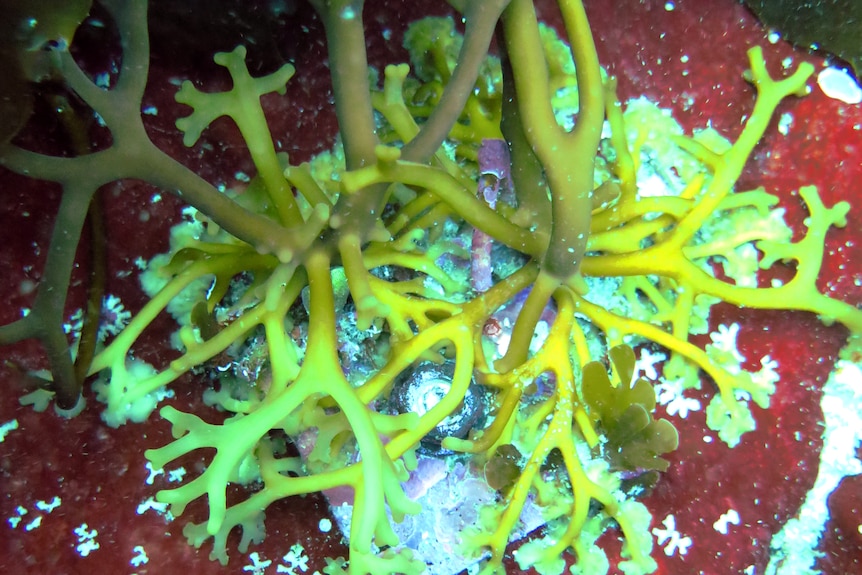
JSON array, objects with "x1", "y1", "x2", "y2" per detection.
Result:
[{"x1": 1, "y1": 1, "x2": 858, "y2": 574}]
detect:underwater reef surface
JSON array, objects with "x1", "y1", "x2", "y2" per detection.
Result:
[{"x1": 0, "y1": 0, "x2": 860, "y2": 574}]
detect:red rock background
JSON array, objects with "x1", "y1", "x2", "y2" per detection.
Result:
[{"x1": 1, "y1": 0, "x2": 860, "y2": 574}]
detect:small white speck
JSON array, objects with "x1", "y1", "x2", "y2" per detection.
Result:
[
  {"x1": 655, "y1": 377, "x2": 701, "y2": 418},
  {"x1": 666, "y1": 394, "x2": 702, "y2": 419},
  {"x1": 131, "y1": 545, "x2": 149, "y2": 567},
  {"x1": 8, "y1": 505, "x2": 28, "y2": 528},
  {"x1": 278, "y1": 543, "x2": 310, "y2": 573},
  {"x1": 35, "y1": 497, "x2": 61, "y2": 513},
  {"x1": 664, "y1": 1, "x2": 675, "y2": 11},
  {"x1": 24, "y1": 516, "x2": 43, "y2": 531},
  {"x1": 653, "y1": 514, "x2": 692, "y2": 556},
  {"x1": 817, "y1": 67, "x2": 862, "y2": 105},
  {"x1": 713, "y1": 509, "x2": 741, "y2": 534},
  {"x1": 777, "y1": 112, "x2": 794, "y2": 136},
  {"x1": 136, "y1": 497, "x2": 173, "y2": 520},
  {"x1": 74, "y1": 524, "x2": 100, "y2": 557},
  {"x1": 243, "y1": 552, "x2": 272, "y2": 574},
  {"x1": 142, "y1": 105, "x2": 158, "y2": 116},
  {"x1": 95, "y1": 72, "x2": 110, "y2": 88},
  {"x1": 99, "y1": 294, "x2": 132, "y2": 340},
  {"x1": 318, "y1": 518, "x2": 332, "y2": 533},
  {"x1": 144, "y1": 462, "x2": 165, "y2": 485},
  {"x1": 635, "y1": 348, "x2": 666, "y2": 381},
  {"x1": 168, "y1": 467, "x2": 187, "y2": 482},
  {"x1": 708, "y1": 323, "x2": 745, "y2": 365}
]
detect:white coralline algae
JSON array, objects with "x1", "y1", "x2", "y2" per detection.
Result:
[
  {"x1": 817, "y1": 67, "x2": 862, "y2": 105},
  {"x1": 765, "y1": 353, "x2": 862, "y2": 575}
]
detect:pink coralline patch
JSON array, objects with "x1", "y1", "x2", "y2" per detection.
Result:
[
  {"x1": 822, "y1": 474, "x2": 862, "y2": 572},
  {"x1": 1, "y1": 0, "x2": 860, "y2": 574}
]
